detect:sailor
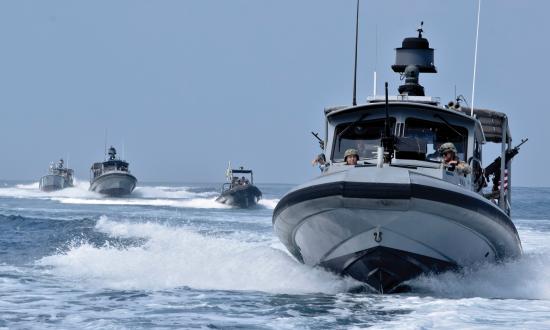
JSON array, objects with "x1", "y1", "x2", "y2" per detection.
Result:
[
  {"x1": 311, "y1": 153, "x2": 327, "y2": 172},
  {"x1": 344, "y1": 148, "x2": 359, "y2": 166},
  {"x1": 439, "y1": 142, "x2": 471, "y2": 175}
]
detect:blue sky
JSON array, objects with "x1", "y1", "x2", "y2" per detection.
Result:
[{"x1": 0, "y1": 1, "x2": 547, "y2": 186}]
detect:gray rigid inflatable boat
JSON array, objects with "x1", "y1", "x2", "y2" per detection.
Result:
[
  {"x1": 273, "y1": 25, "x2": 523, "y2": 293},
  {"x1": 39, "y1": 159, "x2": 74, "y2": 192},
  {"x1": 216, "y1": 184, "x2": 262, "y2": 208},
  {"x1": 273, "y1": 167, "x2": 521, "y2": 293},
  {"x1": 89, "y1": 171, "x2": 137, "y2": 197},
  {"x1": 90, "y1": 146, "x2": 137, "y2": 197}
]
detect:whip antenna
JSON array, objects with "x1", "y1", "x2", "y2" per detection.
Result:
[
  {"x1": 352, "y1": 0, "x2": 360, "y2": 106},
  {"x1": 373, "y1": 24, "x2": 378, "y2": 97},
  {"x1": 384, "y1": 82, "x2": 390, "y2": 137},
  {"x1": 471, "y1": 0, "x2": 482, "y2": 116},
  {"x1": 104, "y1": 129, "x2": 107, "y2": 160}
]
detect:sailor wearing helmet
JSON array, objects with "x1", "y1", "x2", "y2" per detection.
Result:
[
  {"x1": 439, "y1": 142, "x2": 471, "y2": 175},
  {"x1": 311, "y1": 153, "x2": 327, "y2": 172},
  {"x1": 344, "y1": 148, "x2": 359, "y2": 166}
]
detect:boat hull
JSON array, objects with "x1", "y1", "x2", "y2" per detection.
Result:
[
  {"x1": 273, "y1": 168, "x2": 522, "y2": 293},
  {"x1": 39, "y1": 174, "x2": 72, "y2": 192},
  {"x1": 216, "y1": 185, "x2": 262, "y2": 208},
  {"x1": 90, "y1": 172, "x2": 137, "y2": 196}
]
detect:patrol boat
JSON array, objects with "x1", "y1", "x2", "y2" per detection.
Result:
[
  {"x1": 216, "y1": 164, "x2": 262, "y2": 208},
  {"x1": 39, "y1": 159, "x2": 74, "y2": 192},
  {"x1": 273, "y1": 25, "x2": 523, "y2": 293},
  {"x1": 90, "y1": 146, "x2": 137, "y2": 196}
]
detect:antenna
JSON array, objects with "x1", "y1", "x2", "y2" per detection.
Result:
[
  {"x1": 104, "y1": 128, "x2": 107, "y2": 160},
  {"x1": 384, "y1": 82, "x2": 390, "y2": 138},
  {"x1": 122, "y1": 139, "x2": 126, "y2": 160},
  {"x1": 471, "y1": 0, "x2": 482, "y2": 116},
  {"x1": 454, "y1": 85, "x2": 457, "y2": 101},
  {"x1": 373, "y1": 24, "x2": 378, "y2": 97},
  {"x1": 352, "y1": 0, "x2": 360, "y2": 106},
  {"x1": 417, "y1": 21, "x2": 424, "y2": 38},
  {"x1": 381, "y1": 82, "x2": 394, "y2": 163}
]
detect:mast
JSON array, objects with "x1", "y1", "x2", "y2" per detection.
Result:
[
  {"x1": 471, "y1": 0, "x2": 482, "y2": 116},
  {"x1": 352, "y1": 0, "x2": 360, "y2": 106},
  {"x1": 373, "y1": 25, "x2": 378, "y2": 97},
  {"x1": 104, "y1": 128, "x2": 108, "y2": 160}
]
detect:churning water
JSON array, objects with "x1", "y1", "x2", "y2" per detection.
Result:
[{"x1": 0, "y1": 180, "x2": 549, "y2": 329}]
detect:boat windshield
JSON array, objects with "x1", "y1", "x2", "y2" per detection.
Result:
[
  {"x1": 332, "y1": 118, "x2": 396, "y2": 161},
  {"x1": 228, "y1": 172, "x2": 253, "y2": 189},
  {"x1": 404, "y1": 118, "x2": 468, "y2": 161}
]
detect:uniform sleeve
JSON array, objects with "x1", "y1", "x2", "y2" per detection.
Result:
[{"x1": 457, "y1": 162, "x2": 472, "y2": 175}]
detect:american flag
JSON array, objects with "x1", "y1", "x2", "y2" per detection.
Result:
[{"x1": 498, "y1": 169, "x2": 509, "y2": 191}]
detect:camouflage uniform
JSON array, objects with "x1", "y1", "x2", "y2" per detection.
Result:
[
  {"x1": 439, "y1": 142, "x2": 471, "y2": 175},
  {"x1": 455, "y1": 161, "x2": 472, "y2": 175}
]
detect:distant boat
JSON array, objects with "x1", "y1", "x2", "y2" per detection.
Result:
[
  {"x1": 39, "y1": 158, "x2": 74, "y2": 192},
  {"x1": 216, "y1": 164, "x2": 262, "y2": 208},
  {"x1": 89, "y1": 146, "x2": 137, "y2": 196}
]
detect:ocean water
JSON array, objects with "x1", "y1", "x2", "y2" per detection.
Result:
[{"x1": 0, "y1": 180, "x2": 549, "y2": 329}]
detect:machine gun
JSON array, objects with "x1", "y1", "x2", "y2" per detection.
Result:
[
  {"x1": 484, "y1": 138, "x2": 528, "y2": 189},
  {"x1": 311, "y1": 131, "x2": 324, "y2": 149}
]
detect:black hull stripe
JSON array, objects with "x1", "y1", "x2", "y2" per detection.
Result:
[
  {"x1": 273, "y1": 182, "x2": 410, "y2": 220},
  {"x1": 411, "y1": 184, "x2": 518, "y2": 236},
  {"x1": 220, "y1": 185, "x2": 262, "y2": 198},
  {"x1": 273, "y1": 182, "x2": 410, "y2": 221},
  {"x1": 272, "y1": 181, "x2": 518, "y2": 236}
]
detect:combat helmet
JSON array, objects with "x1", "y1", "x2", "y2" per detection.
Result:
[
  {"x1": 344, "y1": 148, "x2": 359, "y2": 161},
  {"x1": 439, "y1": 142, "x2": 457, "y2": 155}
]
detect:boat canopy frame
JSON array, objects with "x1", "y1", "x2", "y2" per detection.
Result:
[
  {"x1": 231, "y1": 169, "x2": 253, "y2": 174},
  {"x1": 227, "y1": 169, "x2": 254, "y2": 183},
  {"x1": 458, "y1": 107, "x2": 512, "y2": 214},
  {"x1": 324, "y1": 102, "x2": 514, "y2": 215},
  {"x1": 459, "y1": 107, "x2": 511, "y2": 144}
]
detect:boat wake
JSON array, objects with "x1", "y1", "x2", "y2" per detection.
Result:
[
  {"x1": 258, "y1": 198, "x2": 279, "y2": 210},
  {"x1": 407, "y1": 252, "x2": 550, "y2": 300},
  {"x1": 133, "y1": 186, "x2": 216, "y2": 199},
  {"x1": 53, "y1": 196, "x2": 229, "y2": 209},
  {"x1": 38, "y1": 216, "x2": 359, "y2": 294},
  {"x1": 0, "y1": 180, "x2": 98, "y2": 199},
  {"x1": 0, "y1": 180, "x2": 224, "y2": 209},
  {"x1": 407, "y1": 223, "x2": 550, "y2": 300}
]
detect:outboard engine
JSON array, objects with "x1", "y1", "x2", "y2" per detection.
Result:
[{"x1": 391, "y1": 22, "x2": 437, "y2": 96}]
